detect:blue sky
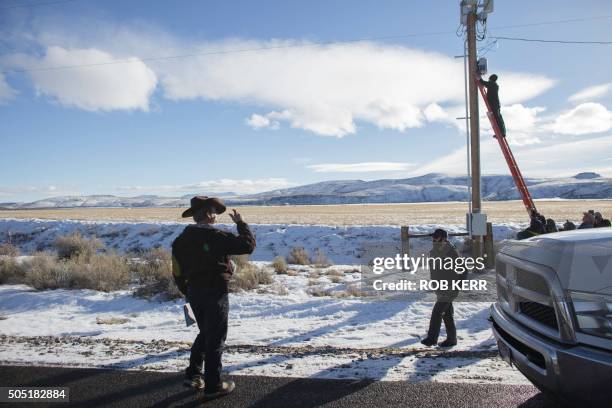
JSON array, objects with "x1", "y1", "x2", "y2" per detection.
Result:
[{"x1": 1, "y1": 0, "x2": 611, "y2": 202}]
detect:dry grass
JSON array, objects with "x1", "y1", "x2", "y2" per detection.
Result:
[
  {"x1": 0, "y1": 243, "x2": 19, "y2": 257},
  {"x1": 96, "y1": 316, "x2": 130, "y2": 325},
  {"x1": 0, "y1": 243, "x2": 267, "y2": 297},
  {"x1": 22, "y1": 252, "x2": 131, "y2": 292},
  {"x1": 0, "y1": 256, "x2": 25, "y2": 284},
  {"x1": 287, "y1": 247, "x2": 311, "y2": 265},
  {"x1": 230, "y1": 262, "x2": 273, "y2": 292},
  {"x1": 307, "y1": 286, "x2": 328, "y2": 297},
  {"x1": 329, "y1": 275, "x2": 343, "y2": 284},
  {"x1": 53, "y1": 232, "x2": 102, "y2": 261},
  {"x1": 308, "y1": 270, "x2": 320, "y2": 280},
  {"x1": 326, "y1": 269, "x2": 344, "y2": 277},
  {"x1": 230, "y1": 254, "x2": 251, "y2": 270},
  {"x1": 271, "y1": 256, "x2": 288, "y2": 274},
  {"x1": 132, "y1": 248, "x2": 182, "y2": 300},
  {"x1": 22, "y1": 252, "x2": 69, "y2": 290},
  {"x1": 343, "y1": 283, "x2": 363, "y2": 297},
  {"x1": 313, "y1": 249, "x2": 331, "y2": 267},
  {"x1": 2, "y1": 200, "x2": 610, "y2": 225}
]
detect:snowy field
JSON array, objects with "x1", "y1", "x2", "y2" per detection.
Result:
[
  {"x1": 0, "y1": 280, "x2": 527, "y2": 384},
  {"x1": 0, "y1": 218, "x2": 521, "y2": 264},
  {"x1": 0, "y1": 218, "x2": 529, "y2": 384}
]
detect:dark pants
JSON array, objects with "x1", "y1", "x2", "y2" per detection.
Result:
[
  {"x1": 493, "y1": 109, "x2": 506, "y2": 136},
  {"x1": 187, "y1": 286, "x2": 229, "y2": 391},
  {"x1": 426, "y1": 293, "x2": 457, "y2": 342}
]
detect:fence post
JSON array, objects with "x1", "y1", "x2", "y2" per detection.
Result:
[
  {"x1": 400, "y1": 226, "x2": 410, "y2": 270},
  {"x1": 484, "y1": 222, "x2": 495, "y2": 269}
]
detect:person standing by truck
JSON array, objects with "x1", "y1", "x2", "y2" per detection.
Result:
[
  {"x1": 421, "y1": 229, "x2": 462, "y2": 348},
  {"x1": 172, "y1": 196, "x2": 256, "y2": 399}
]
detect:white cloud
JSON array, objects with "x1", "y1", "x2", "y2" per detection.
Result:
[
  {"x1": 9, "y1": 46, "x2": 157, "y2": 111},
  {"x1": 308, "y1": 162, "x2": 414, "y2": 173},
  {"x1": 496, "y1": 72, "x2": 556, "y2": 105},
  {"x1": 245, "y1": 113, "x2": 279, "y2": 130},
  {"x1": 552, "y1": 103, "x2": 612, "y2": 135},
  {"x1": 0, "y1": 73, "x2": 17, "y2": 104},
  {"x1": 481, "y1": 104, "x2": 547, "y2": 145},
  {"x1": 412, "y1": 134, "x2": 612, "y2": 178},
  {"x1": 568, "y1": 83, "x2": 612, "y2": 103},
  {"x1": 151, "y1": 39, "x2": 555, "y2": 137},
  {"x1": 119, "y1": 178, "x2": 295, "y2": 195},
  {"x1": 423, "y1": 103, "x2": 448, "y2": 122},
  {"x1": 5, "y1": 23, "x2": 556, "y2": 134}
]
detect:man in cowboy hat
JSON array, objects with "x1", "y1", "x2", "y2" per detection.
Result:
[{"x1": 172, "y1": 196, "x2": 256, "y2": 399}]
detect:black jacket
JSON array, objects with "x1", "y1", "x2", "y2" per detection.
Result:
[
  {"x1": 428, "y1": 241, "x2": 464, "y2": 297},
  {"x1": 172, "y1": 222, "x2": 256, "y2": 292},
  {"x1": 479, "y1": 78, "x2": 500, "y2": 111}
]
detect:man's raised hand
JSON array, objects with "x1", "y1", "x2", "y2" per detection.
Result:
[{"x1": 228, "y1": 209, "x2": 243, "y2": 224}]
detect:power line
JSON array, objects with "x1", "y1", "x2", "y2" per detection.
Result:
[
  {"x1": 491, "y1": 36, "x2": 612, "y2": 45},
  {"x1": 489, "y1": 15, "x2": 612, "y2": 30},
  {"x1": 0, "y1": 31, "x2": 459, "y2": 74},
  {"x1": 0, "y1": 0, "x2": 79, "y2": 10},
  {"x1": 3, "y1": 15, "x2": 612, "y2": 74}
]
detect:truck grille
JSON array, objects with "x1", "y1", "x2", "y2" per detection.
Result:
[
  {"x1": 516, "y1": 268, "x2": 548, "y2": 295},
  {"x1": 519, "y1": 301, "x2": 559, "y2": 330}
]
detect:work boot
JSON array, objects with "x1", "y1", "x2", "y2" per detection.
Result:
[
  {"x1": 420, "y1": 337, "x2": 437, "y2": 347},
  {"x1": 183, "y1": 368, "x2": 205, "y2": 390},
  {"x1": 203, "y1": 380, "x2": 235, "y2": 400},
  {"x1": 438, "y1": 338, "x2": 457, "y2": 348}
]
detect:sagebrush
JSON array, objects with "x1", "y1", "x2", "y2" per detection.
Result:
[
  {"x1": 287, "y1": 247, "x2": 310, "y2": 265},
  {"x1": 53, "y1": 232, "x2": 102, "y2": 261}
]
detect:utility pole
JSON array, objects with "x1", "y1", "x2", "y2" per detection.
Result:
[
  {"x1": 466, "y1": 9, "x2": 482, "y2": 258},
  {"x1": 459, "y1": 0, "x2": 493, "y2": 258}
]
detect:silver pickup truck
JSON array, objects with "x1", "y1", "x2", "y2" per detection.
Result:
[{"x1": 490, "y1": 228, "x2": 612, "y2": 406}]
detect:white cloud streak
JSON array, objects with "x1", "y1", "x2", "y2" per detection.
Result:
[
  {"x1": 308, "y1": 162, "x2": 414, "y2": 173},
  {"x1": 568, "y1": 83, "x2": 612, "y2": 103},
  {"x1": 119, "y1": 178, "x2": 295, "y2": 195},
  {"x1": 155, "y1": 40, "x2": 554, "y2": 137},
  {"x1": 0, "y1": 185, "x2": 76, "y2": 198}
]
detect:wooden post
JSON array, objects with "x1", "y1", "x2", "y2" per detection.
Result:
[
  {"x1": 401, "y1": 226, "x2": 410, "y2": 270},
  {"x1": 484, "y1": 222, "x2": 495, "y2": 269}
]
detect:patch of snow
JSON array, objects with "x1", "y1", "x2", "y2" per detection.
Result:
[{"x1": 0, "y1": 219, "x2": 521, "y2": 264}]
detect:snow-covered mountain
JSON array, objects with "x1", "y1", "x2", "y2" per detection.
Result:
[
  {"x1": 236, "y1": 172, "x2": 612, "y2": 205},
  {"x1": 2, "y1": 173, "x2": 610, "y2": 209}
]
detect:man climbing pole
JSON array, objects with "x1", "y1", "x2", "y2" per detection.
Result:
[{"x1": 479, "y1": 74, "x2": 506, "y2": 137}]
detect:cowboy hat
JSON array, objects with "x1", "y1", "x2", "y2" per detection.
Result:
[{"x1": 181, "y1": 196, "x2": 227, "y2": 218}]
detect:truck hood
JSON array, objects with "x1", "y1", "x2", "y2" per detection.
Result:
[{"x1": 499, "y1": 228, "x2": 612, "y2": 294}]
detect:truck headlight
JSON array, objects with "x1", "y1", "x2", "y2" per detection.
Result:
[{"x1": 568, "y1": 290, "x2": 612, "y2": 339}]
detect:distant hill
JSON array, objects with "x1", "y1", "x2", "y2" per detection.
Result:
[
  {"x1": 234, "y1": 173, "x2": 612, "y2": 205},
  {"x1": 1, "y1": 173, "x2": 610, "y2": 209}
]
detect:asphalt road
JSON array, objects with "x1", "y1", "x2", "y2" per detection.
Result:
[{"x1": 0, "y1": 365, "x2": 555, "y2": 408}]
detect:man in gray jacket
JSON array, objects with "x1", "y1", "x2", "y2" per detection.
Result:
[{"x1": 421, "y1": 229, "x2": 462, "y2": 348}]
